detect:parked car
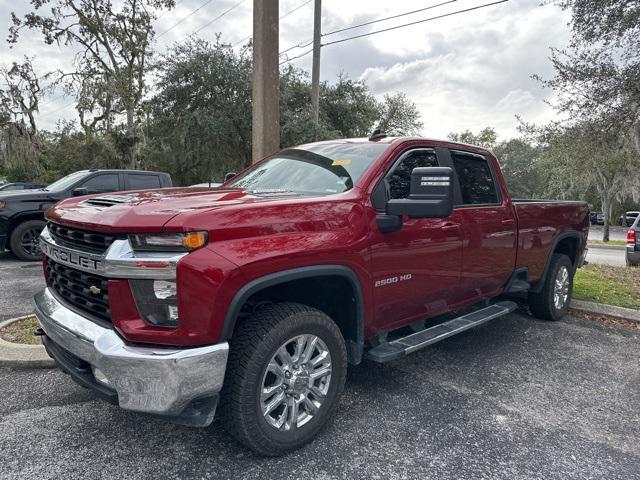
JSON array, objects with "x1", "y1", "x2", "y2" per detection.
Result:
[
  {"x1": 34, "y1": 136, "x2": 589, "y2": 456},
  {"x1": 0, "y1": 182, "x2": 48, "y2": 191},
  {"x1": 626, "y1": 215, "x2": 640, "y2": 266},
  {"x1": 590, "y1": 211, "x2": 604, "y2": 225},
  {"x1": 0, "y1": 169, "x2": 172, "y2": 261},
  {"x1": 619, "y1": 211, "x2": 640, "y2": 227}
]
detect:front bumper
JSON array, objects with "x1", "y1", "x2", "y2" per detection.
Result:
[{"x1": 34, "y1": 288, "x2": 229, "y2": 426}]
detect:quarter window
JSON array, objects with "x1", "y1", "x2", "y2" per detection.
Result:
[{"x1": 452, "y1": 152, "x2": 498, "y2": 205}]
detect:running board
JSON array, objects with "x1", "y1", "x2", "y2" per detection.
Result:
[{"x1": 366, "y1": 301, "x2": 517, "y2": 363}]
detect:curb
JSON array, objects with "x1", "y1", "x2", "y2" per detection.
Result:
[
  {"x1": 587, "y1": 243, "x2": 626, "y2": 251},
  {"x1": 0, "y1": 315, "x2": 54, "y2": 368},
  {"x1": 570, "y1": 299, "x2": 640, "y2": 324}
]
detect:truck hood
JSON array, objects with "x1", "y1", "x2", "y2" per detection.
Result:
[
  {"x1": 46, "y1": 187, "x2": 305, "y2": 233},
  {"x1": 0, "y1": 189, "x2": 57, "y2": 203}
]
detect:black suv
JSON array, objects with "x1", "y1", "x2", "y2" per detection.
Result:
[{"x1": 0, "y1": 169, "x2": 172, "y2": 261}]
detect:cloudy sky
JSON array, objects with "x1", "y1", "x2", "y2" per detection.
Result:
[{"x1": 0, "y1": 0, "x2": 570, "y2": 139}]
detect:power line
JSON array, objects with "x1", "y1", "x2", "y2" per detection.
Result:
[
  {"x1": 279, "y1": 0, "x2": 509, "y2": 65},
  {"x1": 191, "y1": 0, "x2": 246, "y2": 36},
  {"x1": 279, "y1": 47, "x2": 313, "y2": 65},
  {"x1": 322, "y1": 0, "x2": 509, "y2": 47},
  {"x1": 232, "y1": 0, "x2": 313, "y2": 47},
  {"x1": 279, "y1": 0, "x2": 458, "y2": 57},
  {"x1": 156, "y1": 0, "x2": 216, "y2": 38},
  {"x1": 323, "y1": 0, "x2": 457, "y2": 37}
]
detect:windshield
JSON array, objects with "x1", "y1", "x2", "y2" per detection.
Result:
[
  {"x1": 227, "y1": 143, "x2": 387, "y2": 195},
  {"x1": 45, "y1": 171, "x2": 89, "y2": 192}
]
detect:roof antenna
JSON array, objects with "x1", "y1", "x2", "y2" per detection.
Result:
[{"x1": 369, "y1": 126, "x2": 387, "y2": 141}]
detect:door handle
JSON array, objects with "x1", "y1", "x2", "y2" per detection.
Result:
[{"x1": 501, "y1": 218, "x2": 515, "y2": 226}]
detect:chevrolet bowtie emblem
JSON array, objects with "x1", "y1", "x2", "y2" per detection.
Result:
[{"x1": 89, "y1": 285, "x2": 101, "y2": 295}]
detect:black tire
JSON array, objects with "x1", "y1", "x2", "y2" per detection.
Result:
[
  {"x1": 9, "y1": 220, "x2": 45, "y2": 261},
  {"x1": 528, "y1": 253, "x2": 573, "y2": 321},
  {"x1": 219, "y1": 302, "x2": 347, "y2": 456}
]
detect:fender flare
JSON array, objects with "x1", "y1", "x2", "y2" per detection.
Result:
[
  {"x1": 221, "y1": 265, "x2": 365, "y2": 361},
  {"x1": 530, "y1": 231, "x2": 582, "y2": 293}
]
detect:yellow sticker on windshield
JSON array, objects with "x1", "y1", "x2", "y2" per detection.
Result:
[{"x1": 332, "y1": 159, "x2": 351, "y2": 166}]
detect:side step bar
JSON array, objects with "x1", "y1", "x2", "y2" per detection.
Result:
[{"x1": 366, "y1": 301, "x2": 517, "y2": 363}]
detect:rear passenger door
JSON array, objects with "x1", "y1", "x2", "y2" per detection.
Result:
[
  {"x1": 124, "y1": 173, "x2": 162, "y2": 191},
  {"x1": 450, "y1": 150, "x2": 517, "y2": 300}
]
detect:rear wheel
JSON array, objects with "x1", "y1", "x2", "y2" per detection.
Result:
[
  {"x1": 528, "y1": 253, "x2": 573, "y2": 321},
  {"x1": 9, "y1": 220, "x2": 45, "y2": 261},
  {"x1": 219, "y1": 302, "x2": 347, "y2": 456}
]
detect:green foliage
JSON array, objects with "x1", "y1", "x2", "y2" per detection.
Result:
[
  {"x1": 378, "y1": 93, "x2": 423, "y2": 136},
  {"x1": 493, "y1": 138, "x2": 543, "y2": 199},
  {"x1": 448, "y1": 127, "x2": 498, "y2": 148}
]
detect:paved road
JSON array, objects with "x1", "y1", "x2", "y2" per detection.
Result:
[
  {"x1": 588, "y1": 225, "x2": 627, "y2": 242},
  {"x1": 0, "y1": 252, "x2": 44, "y2": 321},
  {"x1": 586, "y1": 246, "x2": 626, "y2": 267},
  {"x1": 1, "y1": 311, "x2": 638, "y2": 480}
]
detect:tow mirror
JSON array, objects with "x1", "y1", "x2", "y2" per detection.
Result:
[
  {"x1": 71, "y1": 187, "x2": 89, "y2": 197},
  {"x1": 386, "y1": 167, "x2": 454, "y2": 219},
  {"x1": 224, "y1": 172, "x2": 237, "y2": 182}
]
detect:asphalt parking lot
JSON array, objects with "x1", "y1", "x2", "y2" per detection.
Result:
[
  {"x1": 1, "y1": 282, "x2": 639, "y2": 480},
  {"x1": 0, "y1": 252, "x2": 44, "y2": 321}
]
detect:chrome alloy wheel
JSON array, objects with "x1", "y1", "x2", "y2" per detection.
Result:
[
  {"x1": 260, "y1": 334, "x2": 332, "y2": 431},
  {"x1": 553, "y1": 265, "x2": 570, "y2": 310}
]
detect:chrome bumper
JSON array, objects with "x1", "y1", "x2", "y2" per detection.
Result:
[{"x1": 35, "y1": 288, "x2": 228, "y2": 425}]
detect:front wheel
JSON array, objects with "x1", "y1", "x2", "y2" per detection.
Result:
[
  {"x1": 528, "y1": 253, "x2": 574, "y2": 321},
  {"x1": 9, "y1": 220, "x2": 46, "y2": 261},
  {"x1": 219, "y1": 302, "x2": 347, "y2": 456}
]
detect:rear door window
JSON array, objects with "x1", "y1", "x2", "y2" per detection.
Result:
[
  {"x1": 127, "y1": 174, "x2": 162, "y2": 190},
  {"x1": 451, "y1": 152, "x2": 499, "y2": 205}
]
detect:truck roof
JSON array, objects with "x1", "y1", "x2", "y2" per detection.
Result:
[{"x1": 297, "y1": 136, "x2": 494, "y2": 156}]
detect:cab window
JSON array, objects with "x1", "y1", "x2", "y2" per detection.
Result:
[
  {"x1": 79, "y1": 174, "x2": 120, "y2": 194},
  {"x1": 388, "y1": 149, "x2": 438, "y2": 200}
]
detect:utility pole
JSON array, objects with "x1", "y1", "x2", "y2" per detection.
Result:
[
  {"x1": 310, "y1": 0, "x2": 321, "y2": 129},
  {"x1": 252, "y1": 0, "x2": 280, "y2": 163}
]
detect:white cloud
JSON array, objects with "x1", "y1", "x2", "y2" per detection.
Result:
[{"x1": 0, "y1": 0, "x2": 571, "y2": 138}]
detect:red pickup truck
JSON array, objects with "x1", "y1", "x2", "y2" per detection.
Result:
[{"x1": 34, "y1": 135, "x2": 589, "y2": 456}]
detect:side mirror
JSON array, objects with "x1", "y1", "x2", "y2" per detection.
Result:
[
  {"x1": 386, "y1": 167, "x2": 454, "y2": 219},
  {"x1": 71, "y1": 187, "x2": 89, "y2": 197},
  {"x1": 224, "y1": 172, "x2": 237, "y2": 182}
]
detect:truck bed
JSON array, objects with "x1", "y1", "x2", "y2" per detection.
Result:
[{"x1": 513, "y1": 200, "x2": 590, "y2": 283}]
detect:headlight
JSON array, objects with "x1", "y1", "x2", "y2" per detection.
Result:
[
  {"x1": 0, "y1": 201, "x2": 5, "y2": 209},
  {"x1": 129, "y1": 231, "x2": 208, "y2": 252},
  {"x1": 130, "y1": 279, "x2": 179, "y2": 328}
]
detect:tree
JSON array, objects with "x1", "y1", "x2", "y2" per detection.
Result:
[
  {"x1": 0, "y1": 57, "x2": 43, "y2": 180},
  {"x1": 143, "y1": 38, "x2": 252, "y2": 186},
  {"x1": 533, "y1": 120, "x2": 640, "y2": 241},
  {"x1": 377, "y1": 92, "x2": 423, "y2": 136},
  {"x1": 540, "y1": 1, "x2": 640, "y2": 153},
  {"x1": 9, "y1": 0, "x2": 175, "y2": 167},
  {"x1": 447, "y1": 127, "x2": 498, "y2": 148},
  {"x1": 493, "y1": 138, "x2": 543, "y2": 199}
]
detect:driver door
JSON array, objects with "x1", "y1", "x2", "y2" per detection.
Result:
[{"x1": 368, "y1": 147, "x2": 464, "y2": 333}]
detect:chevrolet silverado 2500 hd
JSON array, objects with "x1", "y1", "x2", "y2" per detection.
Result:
[{"x1": 34, "y1": 135, "x2": 589, "y2": 456}]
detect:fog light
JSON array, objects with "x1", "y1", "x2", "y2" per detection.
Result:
[
  {"x1": 130, "y1": 279, "x2": 180, "y2": 328},
  {"x1": 93, "y1": 367, "x2": 111, "y2": 386}
]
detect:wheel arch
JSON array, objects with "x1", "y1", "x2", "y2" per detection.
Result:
[
  {"x1": 222, "y1": 265, "x2": 365, "y2": 365},
  {"x1": 530, "y1": 231, "x2": 582, "y2": 293}
]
